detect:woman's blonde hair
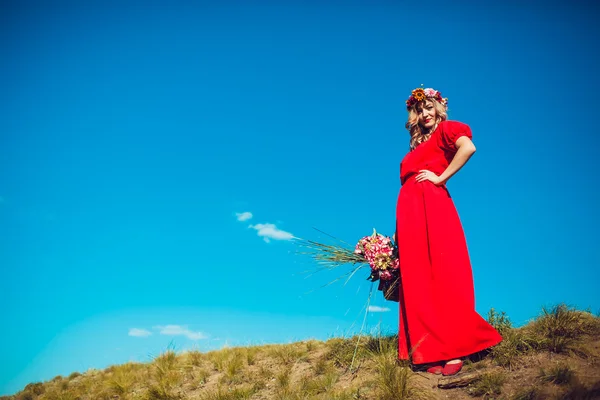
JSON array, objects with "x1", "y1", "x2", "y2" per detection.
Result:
[{"x1": 405, "y1": 99, "x2": 448, "y2": 150}]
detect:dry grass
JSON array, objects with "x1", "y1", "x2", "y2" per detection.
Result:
[
  {"x1": 268, "y1": 343, "x2": 307, "y2": 366},
  {"x1": 366, "y1": 334, "x2": 431, "y2": 400},
  {"x1": 467, "y1": 371, "x2": 506, "y2": 397},
  {"x1": 198, "y1": 384, "x2": 256, "y2": 400},
  {"x1": 486, "y1": 304, "x2": 600, "y2": 371},
  {"x1": 488, "y1": 326, "x2": 541, "y2": 369},
  {"x1": 324, "y1": 337, "x2": 361, "y2": 370},
  {"x1": 510, "y1": 386, "x2": 541, "y2": 400},
  {"x1": 187, "y1": 350, "x2": 203, "y2": 367},
  {"x1": 5, "y1": 304, "x2": 600, "y2": 400},
  {"x1": 106, "y1": 362, "x2": 143, "y2": 396},
  {"x1": 528, "y1": 304, "x2": 599, "y2": 354},
  {"x1": 147, "y1": 349, "x2": 183, "y2": 399}
]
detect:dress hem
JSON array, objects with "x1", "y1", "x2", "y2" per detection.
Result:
[{"x1": 398, "y1": 337, "x2": 503, "y2": 365}]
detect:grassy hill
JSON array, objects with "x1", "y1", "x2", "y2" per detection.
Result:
[{"x1": 4, "y1": 304, "x2": 600, "y2": 400}]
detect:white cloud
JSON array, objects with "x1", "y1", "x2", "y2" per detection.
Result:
[
  {"x1": 249, "y1": 223, "x2": 295, "y2": 243},
  {"x1": 128, "y1": 328, "x2": 152, "y2": 337},
  {"x1": 368, "y1": 306, "x2": 391, "y2": 313},
  {"x1": 236, "y1": 211, "x2": 253, "y2": 221},
  {"x1": 154, "y1": 325, "x2": 208, "y2": 341}
]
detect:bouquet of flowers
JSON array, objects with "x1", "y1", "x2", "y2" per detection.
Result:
[{"x1": 298, "y1": 228, "x2": 400, "y2": 302}]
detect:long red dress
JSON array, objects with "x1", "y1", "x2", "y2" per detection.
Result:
[{"x1": 395, "y1": 120, "x2": 502, "y2": 365}]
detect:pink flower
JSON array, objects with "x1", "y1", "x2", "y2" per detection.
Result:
[
  {"x1": 380, "y1": 270, "x2": 392, "y2": 281},
  {"x1": 354, "y1": 231, "x2": 398, "y2": 274}
]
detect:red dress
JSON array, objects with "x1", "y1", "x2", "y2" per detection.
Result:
[{"x1": 395, "y1": 120, "x2": 502, "y2": 364}]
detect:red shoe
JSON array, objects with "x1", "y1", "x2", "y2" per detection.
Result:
[
  {"x1": 426, "y1": 365, "x2": 443, "y2": 375},
  {"x1": 442, "y1": 360, "x2": 463, "y2": 376}
]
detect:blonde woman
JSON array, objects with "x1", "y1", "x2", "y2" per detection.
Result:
[{"x1": 393, "y1": 87, "x2": 502, "y2": 376}]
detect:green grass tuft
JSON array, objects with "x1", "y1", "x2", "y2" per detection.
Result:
[
  {"x1": 487, "y1": 308, "x2": 513, "y2": 334},
  {"x1": 510, "y1": 386, "x2": 540, "y2": 400},
  {"x1": 539, "y1": 362, "x2": 575, "y2": 385}
]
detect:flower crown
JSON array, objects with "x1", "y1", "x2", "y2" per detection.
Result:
[{"x1": 405, "y1": 87, "x2": 448, "y2": 109}]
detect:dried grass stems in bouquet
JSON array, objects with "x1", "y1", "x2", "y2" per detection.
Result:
[{"x1": 296, "y1": 228, "x2": 400, "y2": 301}]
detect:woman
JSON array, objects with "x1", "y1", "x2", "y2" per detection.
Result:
[{"x1": 393, "y1": 87, "x2": 502, "y2": 376}]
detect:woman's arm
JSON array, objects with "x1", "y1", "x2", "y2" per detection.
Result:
[
  {"x1": 437, "y1": 136, "x2": 476, "y2": 185},
  {"x1": 416, "y1": 136, "x2": 476, "y2": 185}
]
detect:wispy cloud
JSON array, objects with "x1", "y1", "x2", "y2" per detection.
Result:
[
  {"x1": 128, "y1": 328, "x2": 152, "y2": 337},
  {"x1": 154, "y1": 325, "x2": 208, "y2": 341},
  {"x1": 235, "y1": 211, "x2": 253, "y2": 221},
  {"x1": 368, "y1": 306, "x2": 391, "y2": 313},
  {"x1": 249, "y1": 223, "x2": 295, "y2": 243}
]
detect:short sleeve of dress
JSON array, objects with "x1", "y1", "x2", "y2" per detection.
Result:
[{"x1": 439, "y1": 121, "x2": 473, "y2": 153}]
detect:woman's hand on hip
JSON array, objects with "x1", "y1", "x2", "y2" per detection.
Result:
[{"x1": 416, "y1": 169, "x2": 444, "y2": 185}]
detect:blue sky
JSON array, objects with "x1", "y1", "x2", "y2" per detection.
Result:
[{"x1": 1, "y1": 0, "x2": 599, "y2": 395}]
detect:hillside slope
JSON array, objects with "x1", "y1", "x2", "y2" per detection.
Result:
[{"x1": 4, "y1": 304, "x2": 600, "y2": 400}]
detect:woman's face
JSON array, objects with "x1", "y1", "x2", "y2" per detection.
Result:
[{"x1": 416, "y1": 100, "x2": 437, "y2": 131}]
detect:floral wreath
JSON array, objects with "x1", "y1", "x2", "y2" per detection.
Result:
[{"x1": 405, "y1": 87, "x2": 448, "y2": 109}]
